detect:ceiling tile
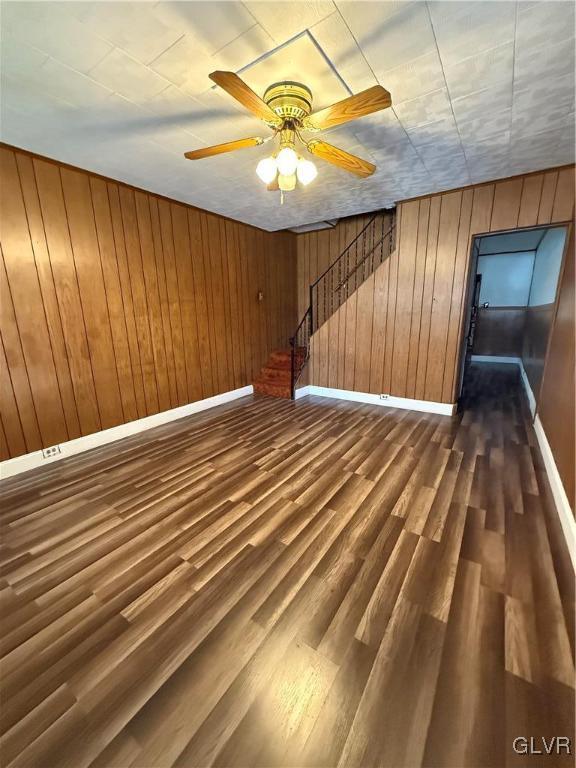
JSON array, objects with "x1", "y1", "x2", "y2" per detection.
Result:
[
  {"x1": 429, "y1": 1, "x2": 516, "y2": 69},
  {"x1": 149, "y1": 35, "x2": 218, "y2": 95},
  {"x1": 394, "y1": 88, "x2": 452, "y2": 130},
  {"x1": 338, "y1": 1, "x2": 436, "y2": 72},
  {"x1": 1, "y1": 1, "x2": 113, "y2": 73},
  {"x1": 376, "y1": 51, "x2": 446, "y2": 103},
  {"x1": 243, "y1": 1, "x2": 336, "y2": 44},
  {"x1": 406, "y1": 116, "x2": 460, "y2": 149},
  {"x1": 153, "y1": 1, "x2": 256, "y2": 54},
  {"x1": 212, "y1": 24, "x2": 274, "y2": 72},
  {"x1": 457, "y1": 109, "x2": 511, "y2": 144},
  {"x1": 0, "y1": 33, "x2": 49, "y2": 80},
  {"x1": 515, "y1": 1, "x2": 575, "y2": 50},
  {"x1": 308, "y1": 12, "x2": 376, "y2": 92},
  {"x1": 89, "y1": 48, "x2": 171, "y2": 104},
  {"x1": 513, "y1": 71, "x2": 575, "y2": 117},
  {"x1": 71, "y1": 2, "x2": 184, "y2": 65},
  {"x1": 443, "y1": 42, "x2": 513, "y2": 101},
  {"x1": 514, "y1": 36, "x2": 575, "y2": 82},
  {"x1": 451, "y1": 81, "x2": 512, "y2": 123}
]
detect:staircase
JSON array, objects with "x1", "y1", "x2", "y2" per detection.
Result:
[
  {"x1": 253, "y1": 209, "x2": 396, "y2": 400},
  {"x1": 253, "y1": 348, "x2": 306, "y2": 399}
]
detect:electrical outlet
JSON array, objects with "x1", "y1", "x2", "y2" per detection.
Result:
[
  {"x1": 42, "y1": 445, "x2": 62, "y2": 459},
  {"x1": 379, "y1": 394, "x2": 390, "y2": 400}
]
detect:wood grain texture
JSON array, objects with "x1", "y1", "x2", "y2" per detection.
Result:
[
  {"x1": 537, "y1": 224, "x2": 575, "y2": 512},
  {"x1": 0, "y1": 145, "x2": 297, "y2": 458},
  {"x1": 301, "y1": 167, "x2": 575, "y2": 404},
  {"x1": 473, "y1": 308, "x2": 527, "y2": 357},
  {"x1": 0, "y1": 363, "x2": 573, "y2": 767}
]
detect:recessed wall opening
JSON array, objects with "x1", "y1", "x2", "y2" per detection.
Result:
[{"x1": 459, "y1": 223, "x2": 569, "y2": 408}]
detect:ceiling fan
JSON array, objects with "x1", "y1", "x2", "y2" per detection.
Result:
[{"x1": 184, "y1": 71, "x2": 391, "y2": 196}]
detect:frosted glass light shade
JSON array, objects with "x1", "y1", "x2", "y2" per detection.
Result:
[
  {"x1": 296, "y1": 159, "x2": 317, "y2": 185},
  {"x1": 278, "y1": 172, "x2": 296, "y2": 191},
  {"x1": 276, "y1": 146, "x2": 298, "y2": 176},
  {"x1": 256, "y1": 157, "x2": 277, "y2": 184}
]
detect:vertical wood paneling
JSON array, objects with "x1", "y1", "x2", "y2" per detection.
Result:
[
  {"x1": 551, "y1": 168, "x2": 575, "y2": 222},
  {"x1": 149, "y1": 197, "x2": 178, "y2": 409},
  {"x1": 489, "y1": 179, "x2": 522, "y2": 231},
  {"x1": 0, "y1": 150, "x2": 68, "y2": 445},
  {"x1": 16, "y1": 154, "x2": 82, "y2": 440},
  {"x1": 300, "y1": 166, "x2": 574, "y2": 405},
  {"x1": 171, "y1": 203, "x2": 202, "y2": 402},
  {"x1": 414, "y1": 196, "x2": 440, "y2": 400},
  {"x1": 119, "y1": 186, "x2": 160, "y2": 416},
  {"x1": 405, "y1": 198, "x2": 430, "y2": 398},
  {"x1": 518, "y1": 175, "x2": 544, "y2": 228},
  {"x1": 537, "y1": 172, "x2": 559, "y2": 224},
  {"x1": 391, "y1": 200, "x2": 419, "y2": 396},
  {"x1": 0, "y1": 146, "x2": 296, "y2": 459},
  {"x1": 134, "y1": 192, "x2": 171, "y2": 413},
  {"x1": 60, "y1": 168, "x2": 124, "y2": 429},
  {"x1": 109, "y1": 183, "x2": 148, "y2": 417},
  {"x1": 90, "y1": 177, "x2": 139, "y2": 424}
]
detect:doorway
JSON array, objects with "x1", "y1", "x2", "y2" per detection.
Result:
[{"x1": 458, "y1": 224, "x2": 569, "y2": 408}]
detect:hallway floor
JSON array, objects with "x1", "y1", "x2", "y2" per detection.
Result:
[{"x1": 1, "y1": 363, "x2": 574, "y2": 768}]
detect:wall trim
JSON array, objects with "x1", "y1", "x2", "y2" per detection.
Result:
[
  {"x1": 297, "y1": 385, "x2": 456, "y2": 415},
  {"x1": 0, "y1": 385, "x2": 254, "y2": 480},
  {"x1": 471, "y1": 354, "x2": 522, "y2": 364},
  {"x1": 533, "y1": 415, "x2": 576, "y2": 571}
]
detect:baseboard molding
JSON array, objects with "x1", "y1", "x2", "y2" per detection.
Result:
[
  {"x1": 299, "y1": 385, "x2": 455, "y2": 415},
  {"x1": 471, "y1": 355, "x2": 536, "y2": 416},
  {"x1": 533, "y1": 415, "x2": 576, "y2": 570},
  {"x1": 471, "y1": 354, "x2": 521, "y2": 364},
  {"x1": 0, "y1": 385, "x2": 254, "y2": 480}
]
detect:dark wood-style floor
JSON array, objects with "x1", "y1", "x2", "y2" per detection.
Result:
[{"x1": 1, "y1": 363, "x2": 574, "y2": 768}]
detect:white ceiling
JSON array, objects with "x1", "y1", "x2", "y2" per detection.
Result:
[{"x1": 1, "y1": 1, "x2": 574, "y2": 231}]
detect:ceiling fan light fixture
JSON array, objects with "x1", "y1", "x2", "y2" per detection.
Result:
[
  {"x1": 276, "y1": 146, "x2": 298, "y2": 176},
  {"x1": 296, "y1": 158, "x2": 317, "y2": 186},
  {"x1": 278, "y1": 172, "x2": 296, "y2": 192},
  {"x1": 256, "y1": 156, "x2": 277, "y2": 184}
]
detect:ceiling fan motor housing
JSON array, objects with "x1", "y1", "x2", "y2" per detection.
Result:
[{"x1": 264, "y1": 82, "x2": 313, "y2": 124}]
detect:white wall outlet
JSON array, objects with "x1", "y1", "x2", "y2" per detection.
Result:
[
  {"x1": 380, "y1": 394, "x2": 390, "y2": 400},
  {"x1": 42, "y1": 445, "x2": 62, "y2": 459}
]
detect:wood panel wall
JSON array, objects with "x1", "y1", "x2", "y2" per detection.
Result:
[
  {"x1": 538, "y1": 225, "x2": 575, "y2": 513},
  {"x1": 300, "y1": 166, "x2": 575, "y2": 404},
  {"x1": 0, "y1": 145, "x2": 297, "y2": 460},
  {"x1": 473, "y1": 307, "x2": 527, "y2": 357}
]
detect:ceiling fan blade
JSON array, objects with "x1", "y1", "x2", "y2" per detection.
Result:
[
  {"x1": 209, "y1": 71, "x2": 281, "y2": 126},
  {"x1": 302, "y1": 85, "x2": 391, "y2": 131},
  {"x1": 307, "y1": 140, "x2": 375, "y2": 178},
  {"x1": 184, "y1": 137, "x2": 264, "y2": 160}
]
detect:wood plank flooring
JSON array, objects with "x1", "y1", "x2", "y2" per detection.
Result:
[{"x1": 0, "y1": 363, "x2": 574, "y2": 768}]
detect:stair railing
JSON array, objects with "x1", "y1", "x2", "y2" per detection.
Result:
[
  {"x1": 289, "y1": 306, "x2": 312, "y2": 398},
  {"x1": 289, "y1": 210, "x2": 396, "y2": 399}
]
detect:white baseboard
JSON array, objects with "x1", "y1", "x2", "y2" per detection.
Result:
[
  {"x1": 471, "y1": 355, "x2": 536, "y2": 416},
  {"x1": 0, "y1": 385, "x2": 254, "y2": 480},
  {"x1": 294, "y1": 385, "x2": 310, "y2": 400},
  {"x1": 533, "y1": 415, "x2": 576, "y2": 571},
  {"x1": 299, "y1": 385, "x2": 455, "y2": 416},
  {"x1": 471, "y1": 354, "x2": 521, "y2": 364}
]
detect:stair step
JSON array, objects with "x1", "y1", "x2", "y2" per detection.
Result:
[
  {"x1": 253, "y1": 348, "x2": 307, "y2": 400},
  {"x1": 258, "y1": 366, "x2": 292, "y2": 382},
  {"x1": 253, "y1": 380, "x2": 291, "y2": 399}
]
